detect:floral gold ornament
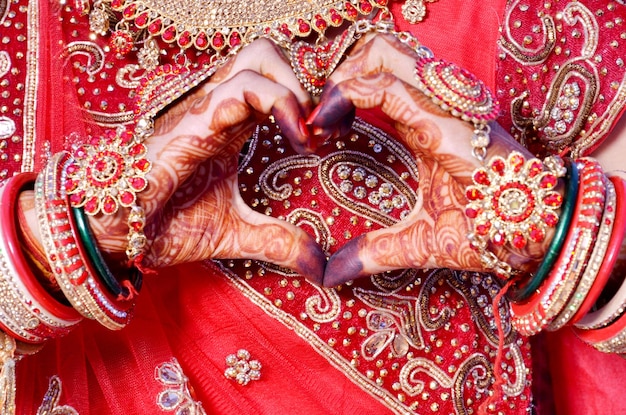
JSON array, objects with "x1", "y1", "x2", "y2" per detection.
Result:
[
  {"x1": 414, "y1": 57, "x2": 500, "y2": 161},
  {"x1": 224, "y1": 349, "x2": 262, "y2": 386},
  {"x1": 465, "y1": 152, "x2": 566, "y2": 278},
  {"x1": 64, "y1": 126, "x2": 151, "y2": 264},
  {"x1": 414, "y1": 58, "x2": 500, "y2": 125},
  {"x1": 65, "y1": 126, "x2": 150, "y2": 217},
  {"x1": 401, "y1": 0, "x2": 438, "y2": 24}
]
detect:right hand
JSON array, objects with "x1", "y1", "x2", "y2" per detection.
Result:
[{"x1": 84, "y1": 39, "x2": 326, "y2": 281}]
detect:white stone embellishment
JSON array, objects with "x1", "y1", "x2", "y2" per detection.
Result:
[
  {"x1": 224, "y1": 349, "x2": 262, "y2": 386},
  {"x1": 0, "y1": 116, "x2": 16, "y2": 139},
  {"x1": 155, "y1": 359, "x2": 207, "y2": 414},
  {"x1": 0, "y1": 51, "x2": 11, "y2": 78}
]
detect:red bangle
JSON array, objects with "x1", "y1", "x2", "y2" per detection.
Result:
[
  {"x1": 574, "y1": 176, "x2": 626, "y2": 331},
  {"x1": 511, "y1": 159, "x2": 606, "y2": 336},
  {"x1": 36, "y1": 152, "x2": 134, "y2": 330},
  {"x1": 0, "y1": 173, "x2": 81, "y2": 343},
  {"x1": 550, "y1": 177, "x2": 617, "y2": 328}
]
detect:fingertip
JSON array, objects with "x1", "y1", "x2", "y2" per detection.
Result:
[
  {"x1": 305, "y1": 85, "x2": 355, "y2": 131},
  {"x1": 296, "y1": 238, "x2": 327, "y2": 285},
  {"x1": 322, "y1": 235, "x2": 368, "y2": 287}
]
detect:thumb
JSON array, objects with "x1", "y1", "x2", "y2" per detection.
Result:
[
  {"x1": 323, "y1": 208, "x2": 480, "y2": 287},
  {"x1": 213, "y1": 198, "x2": 327, "y2": 284}
]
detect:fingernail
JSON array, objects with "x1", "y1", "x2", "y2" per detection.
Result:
[
  {"x1": 306, "y1": 105, "x2": 323, "y2": 126},
  {"x1": 298, "y1": 117, "x2": 310, "y2": 138}
]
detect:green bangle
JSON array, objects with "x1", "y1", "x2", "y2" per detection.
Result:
[
  {"x1": 71, "y1": 206, "x2": 129, "y2": 298},
  {"x1": 507, "y1": 158, "x2": 579, "y2": 302}
]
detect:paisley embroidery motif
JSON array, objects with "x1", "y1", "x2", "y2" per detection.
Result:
[
  {"x1": 155, "y1": 359, "x2": 207, "y2": 415},
  {"x1": 218, "y1": 117, "x2": 532, "y2": 414},
  {"x1": 497, "y1": 0, "x2": 626, "y2": 157}
]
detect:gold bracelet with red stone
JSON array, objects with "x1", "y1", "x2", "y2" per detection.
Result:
[
  {"x1": 548, "y1": 177, "x2": 617, "y2": 329},
  {"x1": 0, "y1": 173, "x2": 82, "y2": 344},
  {"x1": 511, "y1": 158, "x2": 606, "y2": 336},
  {"x1": 64, "y1": 125, "x2": 151, "y2": 267},
  {"x1": 36, "y1": 152, "x2": 134, "y2": 330}
]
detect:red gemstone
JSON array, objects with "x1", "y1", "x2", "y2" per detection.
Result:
[
  {"x1": 475, "y1": 221, "x2": 491, "y2": 235},
  {"x1": 540, "y1": 174, "x2": 557, "y2": 189},
  {"x1": 512, "y1": 231, "x2": 527, "y2": 249},
  {"x1": 542, "y1": 212, "x2": 558, "y2": 227},
  {"x1": 102, "y1": 195, "x2": 117, "y2": 214},
  {"x1": 122, "y1": 3, "x2": 137, "y2": 19},
  {"x1": 314, "y1": 15, "x2": 328, "y2": 31},
  {"x1": 330, "y1": 9, "x2": 343, "y2": 25},
  {"x1": 85, "y1": 197, "x2": 99, "y2": 214},
  {"x1": 178, "y1": 31, "x2": 191, "y2": 47},
  {"x1": 510, "y1": 153, "x2": 525, "y2": 173},
  {"x1": 162, "y1": 26, "x2": 177, "y2": 42},
  {"x1": 229, "y1": 32, "x2": 241, "y2": 47},
  {"x1": 195, "y1": 32, "x2": 208, "y2": 49},
  {"x1": 148, "y1": 19, "x2": 162, "y2": 34},
  {"x1": 135, "y1": 12, "x2": 148, "y2": 27},
  {"x1": 466, "y1": 187, "x2": 483, "y2": 201},
  {"x1": 69, "y1": 192, "x2": 84, "y2": 206},
  {"x1": 473, "y1": 169, "x2": 490, "y2": 186},
  {"x1": 543, "y1": 192, "x2": 563, "y2": 207},
  {"x1": 129, "y1": 143, "x2": 145, "y2": 156},
  {"x1": 111, "y1": 0, "x2": 124, "y2": 9},
  {"x1": 129, "y1": 177, "x2": 147, "y2": 191},
  {"x1": 359, "y1": 0, "x2": 373, "y2": 13},
  {"x1": 278, "y1": 23, "x2": 292, "y2": 37},
  {"x1": 528, "y1": 224, "x2": 545, "y2": 243},
  {"x1": 345, "y1": 3, "x2": 358, "y2": 18},
  {"x1": 212, "y1": 32, "x2": 225, "y2": 49},
  {"x1": 119, "y1": 190, "x2": 135, "y2": 206},
  {"x1": 528, "y1": 160, "x2": 543, "y2": 177},
  {"x1": 134, "y1": 158, "x2": 150, "y2": 172},
  {"x1": 297, "y1": 19, "x2": 311, "y2": 34},
  {"x1": 130, "y1": 221, "x2": 144, "y2": 231},
  {"x1": 465, "y1": 207, "x2": 479, "y2": 218},
  {"x1": 119, "y1": 129, "x2": 133, "y2": 145},
  {"x1": 491, "y1": 158, "x2": 505, "y2": 176},
  {"x1": 65, "y1": 178, "x2": 78, "y2": 192}
]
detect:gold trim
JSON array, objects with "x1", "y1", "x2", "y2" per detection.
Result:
[
  {"x1": 215, "y1": 262, "x2": 416, "y2": 415},
  {"x1": 22, "y1": 0, "x2": 40, "y2": 173}
]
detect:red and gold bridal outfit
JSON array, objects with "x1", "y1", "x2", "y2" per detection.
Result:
[{"x1": 1, "y1": 0, "x2": 626, "y2": 414}]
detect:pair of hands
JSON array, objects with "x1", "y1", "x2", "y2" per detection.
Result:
[{"x1": 91, "y1": 32, "x2": 538, "y2": 286}]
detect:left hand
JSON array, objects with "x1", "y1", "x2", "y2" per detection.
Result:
[{"x1": 306, "y1": 31, "x2": 551, "y2": 286}]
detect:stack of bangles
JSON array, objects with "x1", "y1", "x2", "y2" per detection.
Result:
[
  {"x1": 413, "y1": 52, "x2": 626, "y2": 355},
  {"x1": 0, "y1": 124, "x2": 147, "y2": 352}
]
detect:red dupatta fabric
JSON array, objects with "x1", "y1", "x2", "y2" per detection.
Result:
[{"x1": 6, "y1": 0, "x2": 626, "y2": 414}]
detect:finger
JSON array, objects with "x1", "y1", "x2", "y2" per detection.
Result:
[
  {"x1": 141, "y1": 71, "x2": 310, "y2": 218},
  {"x1": 145, "y1": 172, "x2": 326, "y2": 282},
  {"x1": 213, "y1": 199, "x2": 327, "y2": 284},
  {"x1": 308, "y1": 74, "x2": 513, "y2": 184},
  {"x1": 322, "y1": 207, "x2": 481, "y2": 287},
  {"x1": 204, "y1": 38, "x2": 312, "y2": 113},
  {"x1": 327, "y1": 34, "x2": 419, "y2": 90}
]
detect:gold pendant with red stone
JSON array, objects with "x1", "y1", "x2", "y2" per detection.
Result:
[
  {"x1": 465, "y1": 151, "x2": 565, "y2": 251},
  {"x1": 65, "y1": 126, "x2": 151, "y2": 216}
]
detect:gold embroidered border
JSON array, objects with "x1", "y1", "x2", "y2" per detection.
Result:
[
  {"x1": 22, "y1": 0, "x2": 39, "y2": 173},
  {"x1": 213, "y1": 261, "x2": 417, "y2": 415}
]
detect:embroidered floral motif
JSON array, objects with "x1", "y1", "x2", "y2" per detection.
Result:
[
  {"x1": 155, "y1": 359, "x2": 207, "y2": 415},
  {"x1": 36, "y1": 376, "x2": 79, "y2": 415},
  {"x1": 224, "y1": 349, "x2": 262, "y2": 386}
]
